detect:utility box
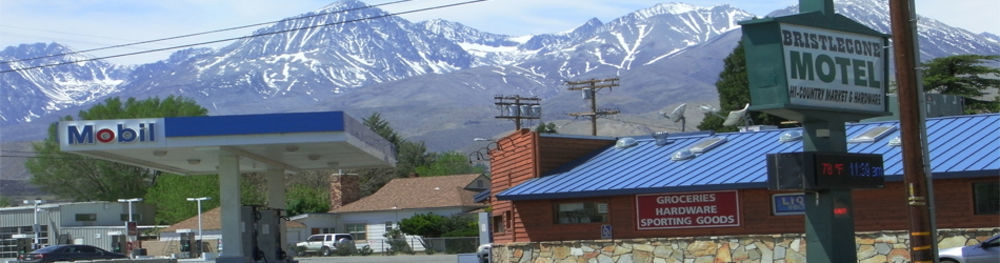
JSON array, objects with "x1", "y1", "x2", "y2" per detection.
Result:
[{"x1": 767, "y1": 152, "x2": 885, "y2": 190}]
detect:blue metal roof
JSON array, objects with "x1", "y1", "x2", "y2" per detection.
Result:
[{"x1": 497, "y1": 114, "x2": 1000, "y2": 201}]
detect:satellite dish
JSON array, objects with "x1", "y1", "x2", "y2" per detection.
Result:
[
  {"x1": 660, "y1": 103, "x2": 687, "y2": 132},
  {"x1": 667, "y1": 103, "x2": 687, "y2": 122},
  {"x1": 723, "y1": 103, "x2": 751, "y2": 127}
]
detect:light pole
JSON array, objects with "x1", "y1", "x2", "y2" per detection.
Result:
[
  {"x1": 22, "y1": 200, "x2": 44, "y2": 248},
  {"x1": 186, "y1": 197, "x2": 211, "y2": 243},
  {"x1": 117, "y1": 198, "x2": 143, "y2": 223}
]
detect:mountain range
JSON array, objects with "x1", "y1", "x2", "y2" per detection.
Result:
[{"x1": 2, "y1": 0, "x2": 998, "y2": 167}]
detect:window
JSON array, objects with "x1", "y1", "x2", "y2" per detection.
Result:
[
  {"x1": 346, "y1": 223, "x2": 367, "y2": 240},
  {"x1": 492, "y1": 215, "x2": 505, "y2": 233},
  {"x1": 119, "y1": 214, "x2": 141, "y2": 221},
  {"x1": 554, "y1": 202, "x2": 608, "y2": 224},
  {"x1": 75, "y1": 214, "x2": 97, "y2": 222},
  {"x1": 974, "y1": 181, "x2": 999, "y2": 215},
  {"x1": 384, "y1": 222, "x2": 394, "y2": 232}
]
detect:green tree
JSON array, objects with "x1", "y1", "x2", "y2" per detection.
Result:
[
  {"x1": 26, "y1": 96, "x2": 208, "y2": 201},
  {"x1": 398, "y1": 213, "x2": 448, "y2": 237},
  {"x1": 921, "y1": 54, "x2": 1000, "y2": 113},
  {"x1": 534, "y1": 122, "x2": 558, "y2": 134},
  {"x1": 414, "y1": 152, "x2": 485, "y2": 177},
  {"x1": 355, "y1": 113, "x2": 433, "y2": 196},
  {"x1": 144, "y1": 174, "x2": 220, "y2": 224},
  {"x1": 285, "y1": 184, "x2": 330, "y2": 217},
  {"x1": 0, "y1": 196, "x2": 12, "y2": 207},
  {"x1": 697, "y1": 41, "x2": 785, "y2": 132}
]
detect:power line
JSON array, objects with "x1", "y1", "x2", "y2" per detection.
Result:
[
  {"x1": 0, "y1": 0, "x2": 414, "y2": 65},
  {"x1": 0, "y1": 0, "x2": 487, "y2": 74}
]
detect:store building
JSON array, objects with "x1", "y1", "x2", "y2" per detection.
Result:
[{"x1": 484, "y1": 113, "x2": 998, "y2": 261}]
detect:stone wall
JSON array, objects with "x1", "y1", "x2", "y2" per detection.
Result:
[{"x1": 492, "y1": 228, "x2": 998, "y2": 263}]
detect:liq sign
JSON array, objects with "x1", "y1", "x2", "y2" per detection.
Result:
[
  {"x1": 741, "y1": 14, "x2": 889, "y2": 122},
  {"x1": 635, "y1": 190, "x2": 740, "y2": 230}
]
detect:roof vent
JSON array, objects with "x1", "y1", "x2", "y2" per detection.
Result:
[
  {"x1": 848, "y1": 125, "x2": 897, "y2": 143},
  {"x1": 652, "y1": 131, "x2": 672, "y2": 146},
  {"x1": 779, "y1": 130, "x2": 803, "y2": 142},
  {"x1": 671, "y1": 149, "x2": 695, "y2": 161},
  {"x1": 689, "y1": 136, "x2": 727, "y2": 154},
  {"x1": 615, "y1": 137, "x2": 638, "y2": 149},
  {"x1": 888, "y1": 136, "x2": 902, "y2": 147}
]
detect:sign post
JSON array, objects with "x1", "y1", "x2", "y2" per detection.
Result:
[{"x1": 740, "y1": 1, "x2": 889, "y2": 262}]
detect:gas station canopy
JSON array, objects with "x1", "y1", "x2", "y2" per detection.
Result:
[{"x1": 58, "y1": 111, "x2": 396, "y2": 175}]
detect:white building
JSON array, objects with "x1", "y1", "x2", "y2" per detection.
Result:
[{"x1": 0, "y1": 201, "x2": 156, "y2": 257}]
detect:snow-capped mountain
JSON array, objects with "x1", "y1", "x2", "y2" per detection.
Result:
[
  {"x1": 2, "y1": 0, "x2": 999, "y2": 151},
  {"x1": 0, "y1": 43, "x2": 129, "y2": 123},
  {"x1": 768, "y1": 0, "x2": 1000, "y2": 58}
]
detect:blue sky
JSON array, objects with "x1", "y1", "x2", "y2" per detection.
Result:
[{"x1": 1, "y1": 0, "x2": 997, "y2": 65}]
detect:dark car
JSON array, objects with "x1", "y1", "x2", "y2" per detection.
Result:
[{"x1": 18, "y1": 244, "x2": 126, "y2": 263}]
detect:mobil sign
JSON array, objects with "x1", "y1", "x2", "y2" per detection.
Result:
[
  {"x1": 636, "y1": 190, "x2": 740, "y2": 230},
  {"x1": 59, "y1": 118, "x2": 166, "y2": 150}
]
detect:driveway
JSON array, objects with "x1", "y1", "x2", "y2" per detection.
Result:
[{"x1": 295, "y1": 254, "x2": 458, "y2": 263}]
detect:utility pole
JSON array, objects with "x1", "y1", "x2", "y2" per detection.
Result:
[
  {"x1": 494, "y1": 95, "x2": 541, "y2": 130},
  {"x1": 566, "y1": 77, "x2": 620, "y2": 136},
  {"x1": 888, "y1": 0, "x2": 938, "y2": 262}
]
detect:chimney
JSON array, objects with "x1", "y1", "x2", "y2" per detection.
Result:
[{"x1": 329, "y1": 172, "x2": 360, "y2": 210}]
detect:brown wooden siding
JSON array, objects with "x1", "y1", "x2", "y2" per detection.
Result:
[
  {"x1": 537, "y1": 136, "x2": 615, "y2": 175},
  {"x1": 501, "y1": 178, "x2": 999, "y2": 243},
  {"x1": 489, "y1": 129, "x2": 539, "y2": 244}
]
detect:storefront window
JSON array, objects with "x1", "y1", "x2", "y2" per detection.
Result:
[
  {"x1": 554, "y1": 202, "x2": 608, "y2": 224},
  {"x1": 346, "y1": 223, "x2": 367, "y2": 240},
  {"x1": 973, "y1": 181, "x2": 999, "y2": 214}
]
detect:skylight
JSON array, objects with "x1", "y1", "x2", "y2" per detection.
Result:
[
  {"x1": 689, "y1": 137, "x2": 727, "y2": 154},
  {"x1": 615, "y1": 137, "x2": 638, "y2": 149},
  {"x1": 671, "y1": 149, "x2": 694, "y2": 161},
  {"x1": 888, "y1": 136, "x2": 902, "y2": 147},
  {"x1": 848, "y1": 126, "x2": 897, "y2": 143},
  {"x1": 779, "y1": 130, "x2": 803, "y2": 142}
]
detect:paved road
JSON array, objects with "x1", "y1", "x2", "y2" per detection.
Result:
[{"x1": 295, "y1": 254, "x2": 459, "y2": 263}]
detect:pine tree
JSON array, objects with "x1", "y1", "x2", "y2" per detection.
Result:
[{"x1": 697, "y1": 41, "x2": 785, "y2": 132}]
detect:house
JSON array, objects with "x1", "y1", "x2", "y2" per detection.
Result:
[
  {"x1": 323, "y1": 173, "x2": 489, "y2": 252},
  {"x1": 484, "y1": 113, "x2": 999, "y2": 262},
  {"x1": 152, "y1": 206, "x2": 306, "y2": 257}
]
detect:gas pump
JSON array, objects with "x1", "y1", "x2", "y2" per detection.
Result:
[
  {"x1": 179, "y1": 232, "x2": 195, "y2": 258},
  {"x1": 111, "y1": 234, "x2": 127, "y2": 254},
  {"x1": 15, "y1": 236, "x2": 32, "y2": 255},
  {"x1": 241, "y1": 206, "x2": 291, "y2": 262}
]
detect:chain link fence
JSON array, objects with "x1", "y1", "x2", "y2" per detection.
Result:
[{"x1": 357, "y1": 237, "x2": 477, "y2": 255}]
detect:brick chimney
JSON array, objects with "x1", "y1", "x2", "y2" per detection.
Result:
[{"x1": 329, "y1": 172, "x2": 360, "y2": 210}]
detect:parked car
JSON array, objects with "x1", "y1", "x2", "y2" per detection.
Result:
[
  {"x1": 294, "y1": 233, "x2": 355, "y2": 256},
  {"x1": 17, "y1": 244, "x2": 126, "y2": 263},
  {"x1": 939, "y1": 234, "x2": 1000, "y2": 263},
  {"x1": 477, "y1": 243, "x2": 491, "y2": 263}
]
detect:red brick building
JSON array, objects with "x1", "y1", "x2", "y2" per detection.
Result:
[{"x1": 485, "y1": 114, "x2": 999, "y2": 243}]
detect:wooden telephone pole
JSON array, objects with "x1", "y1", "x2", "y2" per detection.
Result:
[
  {"x1": 566, "y1": 77, "x2": 620, "y2": 136},
  {"x1": 494, "y1": 95, "x2": 541, "y2": 130}
]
